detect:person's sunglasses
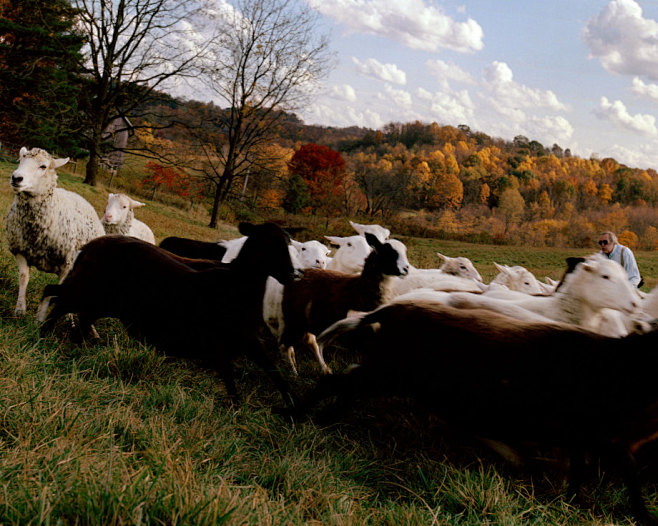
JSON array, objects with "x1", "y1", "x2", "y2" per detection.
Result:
[{"x1": 598, "y1": 240, "x2": 609, "y2": 246}]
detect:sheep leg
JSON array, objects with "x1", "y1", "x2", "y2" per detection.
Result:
[
  {"x1": 246, "y1": 337, "x2": 296, "y2": 408},
  {"x1": 14, "y1": 254, "x2": 29, "y2": 316},
  {"x1": 217, "y1": 360, "x2": 240, "y2": 403},
  {"x1": 304, "y1": 333, "x2": 332, "y2": 375},
  {"x1": 616, "y1": 448, "x2": 657, "y2": 525},
  {"x1": 285, "y1": 345, "x2": 299, "y2": 376}
]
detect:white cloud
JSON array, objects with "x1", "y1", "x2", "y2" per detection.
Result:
[
  {"x1": 584, "y1": 0, "x2": 658, "y2": 80},
  {"x1": 425, "y1": 59, "x2": 475, "y2": 88},
  {"x1": 606, "y1": 142, "x2": 658, "y2": 169},
  {"x1": 418, "y1": 87, "x2": 476, "y2": 124},
  {"x1": 631, "y1": 77, "x2": 658, "y2": 104},
  {"x1": 309, "y1": 0, "x2": 483, "y2": 53},
  {"x1": 482, "y1": 61, "x2": 567, "y2": 111},
  {"x1": 329, "y1": 84, "x2": 358, "y2": 102},
  {"x1": 525, "y1": 116, "x2": 574, "y2": 146},
  {"x1": 301, "y1": 102, "x2": 384, "y2": 129},
  {"x1": 595, "y1": 96, "x2": 658, "y2": 136},
  {"x1": 352, "y1": 57, "x2": 406, "y2": 85},
  {"x1": 379, "y1": 84, "x2": 413, "y2": 108}
]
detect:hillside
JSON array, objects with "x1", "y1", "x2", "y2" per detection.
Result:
[{"x1": 0, "y1": 160, "x2": 655, "y2": 525}]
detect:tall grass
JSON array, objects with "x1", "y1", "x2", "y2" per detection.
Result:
[{"x1": 0, "y1": 160, "x2": 653, "y2": 524}]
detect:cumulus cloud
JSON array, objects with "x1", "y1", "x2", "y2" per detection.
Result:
[
  {"x1": 301, "y1": 102, "x2": 385, "y2": 129},
  {"x1": 425, "y1": 59, "x2": 475, "y2": 88},
  {"x1": 329, "y1": 84, "x2": 358, "y2": 102},
  {"x1": 418, "y1": 87, "x2": 476, "y2": 124},
  {"x1": 482, "y1": 61, "x2": 567, "y2": 111},
  {"x1": 631, "y1": 77, "x2": 658, "y2": 104},
  {"x1": 379, "y1": 84, "x2": 413, "y2": 108},
  {"x1": 352, "y1": 57, "x2": 407, "y2": 85},
  {"x1": 525, "y1": 116, "x2": 574, "y2": 146},
  {"x1": 595, "y1": 96, "x2": 658, "y2": 136},
  {"x1": 309, "y1": 0, "x2": 483, "y2": 53},
  {"x1": 584, "y1": 0, "x2": 658, "y2": 80}
]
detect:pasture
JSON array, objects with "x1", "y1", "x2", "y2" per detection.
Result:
[{"x1": 0, "y1": 159, "x2": 655, "y2": 525}]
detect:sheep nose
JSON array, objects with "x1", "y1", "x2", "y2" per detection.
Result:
[{"x1": 11, "y1": 175, "x2": 23, "y2": 185}]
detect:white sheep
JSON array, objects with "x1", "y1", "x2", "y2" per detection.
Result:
[
  {"x1": 101, "y1": 193, "x2": 155, "y2": 244},
  {"x1": 405, "y1": 254, "x2": 640, "y2": 337},
  {"x1": 349, "y1": 220, "x2": 390, "y2": 242},
  {"x1": 6, "y1": 147, "x2": 105, "y2": 315},
  {"x1": 488, "y1": 263, "x2": 545, "y2": 295},
  {"x1": 325, "y1": 235, "x2": 372, "y2": 274}
]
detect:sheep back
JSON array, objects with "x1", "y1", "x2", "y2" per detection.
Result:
[{"x1": 6, "y1": 188, "x2": 104, "y2": 274}]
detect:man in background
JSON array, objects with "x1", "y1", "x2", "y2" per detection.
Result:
[{"x1": 598, "y1": 231, "x2": 641, "y2": 287}]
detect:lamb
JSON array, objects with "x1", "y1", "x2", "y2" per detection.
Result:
[
  {"x1": 264, "y1": 233, "x2": 410, "y2": 375},
  {"x1": 301, "y1": 301, "x2": 658, "y2": 525},
  {"x1": 435, "y1": 252, "x2": 483, "y2": 282},
  {"x1": 291, "y1": 239, "x2": 331, "y2": 269},
  {"x1": 38, "y1": 222, "x2": 301, "y2": 405},
  {"x1": 6, "y1": 147, "x2": 105, "y2": 316},
  {"x1": 101, "y1": 193, "x2": 156, "y2": 244}
]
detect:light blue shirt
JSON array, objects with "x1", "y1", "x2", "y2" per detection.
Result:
[{"x1": 601, "y1": 243, "x2": 641, "y2": 287}]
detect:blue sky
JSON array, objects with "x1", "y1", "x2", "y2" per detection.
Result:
[{"x1": 295, "y1": 0, "x2": 658, "y2": 170}]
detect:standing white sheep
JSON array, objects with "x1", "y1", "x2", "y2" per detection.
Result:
[
  {"x1": 6, "y1": 147, "x2": 105, "y2": 315},
  {"x1": 101, "y1": 193, "x2": 156, "y2": 244}
]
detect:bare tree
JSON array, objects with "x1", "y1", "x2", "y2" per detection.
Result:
[
  {"x1": 74, "y1": 0, "x2": 213, "y2": 185},
  {"x1": 198, "y1": 0, "x2": 333, "y2": 227}
]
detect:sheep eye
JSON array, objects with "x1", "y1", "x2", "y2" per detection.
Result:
[
  {"x1": 301, "y1": 247, "x2": 306, "y2": 251},
  {"x1": 602, "y1": 275, "x2": 610, "y2": 280},
  {"x1": 347, "y1": 242, "x2": 352, "y2": 247},
  {"x1": 122, "y1": 205, "x2": 127, "y2": 209},
  {"x1": 460, "y1": 265, "x2": 466, "y2": 270},
  {"x1": 524, "y1": 282, "x2": 530, "y2": 285},
  {"x1": 39, "y1": 165, "x2": 47, "y2": 170}
]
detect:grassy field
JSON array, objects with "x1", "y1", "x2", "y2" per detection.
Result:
[{"x1": 0, "y1": 159, "x2": 655, "y2": 525}]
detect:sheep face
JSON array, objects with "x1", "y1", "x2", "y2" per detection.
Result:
[
  {"x1": 102, "y1": 193, "x2": 144, "y2": 225},
  {"x1": 291, "y1": 239, "x2": 330, "y2": 269},
  {"x1": 11, "y1": 147, "x2": 68, "y2": 196},
  {"x1": 437, "y1": 253, "x2": 483, "y2": 282},
  {"x1": 365, "y1": 234, "x2": 410, "y2": 277},
  {"x1": 567, "y1": 254, "x2": 639, "y2": 315},
  {"x1": 492, "y1": 263, "x2": 544, "y2": 294},
  {"x1": 325, "y1": 235, "x2": 371, "y2": 274}
]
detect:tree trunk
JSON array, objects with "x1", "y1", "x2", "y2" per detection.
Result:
[
  {"x1": 209, "y1": 182, "x2": 223, "y2": 228},
  {"x1": 84, "y1": 148, "x2": 99, "y2": 186}
]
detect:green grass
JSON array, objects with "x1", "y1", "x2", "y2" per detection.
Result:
[{"x1": 0, "y1": 160, "x2": 654, "y2": 524}]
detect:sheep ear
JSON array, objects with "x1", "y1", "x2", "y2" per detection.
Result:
[
  {"x1": 364, "y1": 232, "x2": 382, "y2": 250},
  {"x1": 53, "y1": 157, "x2": 69, "y2": 169},
  {"x1": 19, "y1": 147, "x2": 28, "y2": 159},
  {"x1": 436, "y1": 252, "x2": 448, "y2": 262},
  {"x1": 494, "y1": 262, "x2": 508, "y2": 274},
  {"x1": 291, "y1": 239, "x2": 302, "y2": 249},
  {"x1": 128, "y1": 197, "x2": 145, "y2": 209},
  {"x1": 580, "y1": 261, "x2": 596, "y2": 273},
  {"x1": 324, "y1": 235, "x2": 342, "y2": 247}
]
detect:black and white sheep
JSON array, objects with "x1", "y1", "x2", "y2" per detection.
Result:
[
  {"x1": 301, "y1": 300, "x2": 658, "y2": 525},
  {"x1": 38, "y1": 222, "x2": 301, "y2": 405},
  {"x1": 6, "y1": 147, "x2": 105, "y2": 315},
  {"x1": 264, "y1": 233, "x2": 410, "y2": 374},
  {"x1": 101, "y1": 193, "x2": 156, "y2": 244}
]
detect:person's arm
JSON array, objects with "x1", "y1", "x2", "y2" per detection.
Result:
[{"x1": 623, "y1": 247, "x2": 641, "y2": 287}]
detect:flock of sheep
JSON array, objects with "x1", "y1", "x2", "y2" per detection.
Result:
[{"x1": 7, "y1": 146, "x2": 658, "y2": 524}]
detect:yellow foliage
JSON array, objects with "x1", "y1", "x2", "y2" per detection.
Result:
[{"x1": 618, "y1": 229, "x2": 639, "y2": 250}]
